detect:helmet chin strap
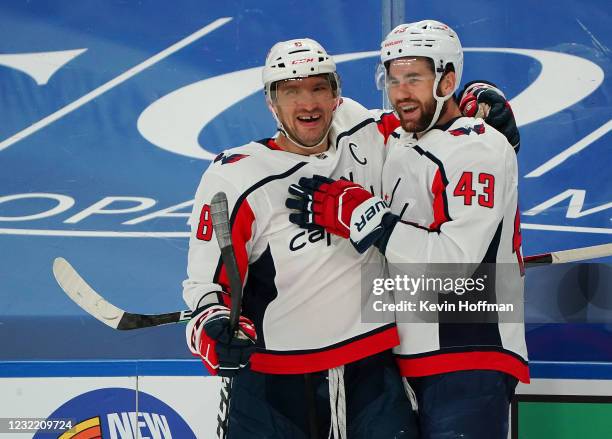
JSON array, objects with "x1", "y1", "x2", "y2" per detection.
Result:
[{"x1": 416, "y1": 76, "x2": 454, "y2": 136}]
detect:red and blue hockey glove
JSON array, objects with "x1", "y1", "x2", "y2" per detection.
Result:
[
  {"x1": 459, "y1": 80, "x2": 520, "y2": 153},
  {"x1": 187, "y1": 303, "x2": 256, "y2": 377},
  {"x1": 286, "y1": 175, "x2": 395, "y2": 253}
]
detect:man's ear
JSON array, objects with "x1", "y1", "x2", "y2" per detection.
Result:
[{"x1": 439, "y1": 71, "x2": 456, "y2": 96}]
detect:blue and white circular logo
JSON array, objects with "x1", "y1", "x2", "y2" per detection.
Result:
[{"x1": 34, "y1": 387, "x2": 196, "y2": 438}]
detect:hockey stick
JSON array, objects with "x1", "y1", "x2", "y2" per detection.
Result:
[
  {"x1": 50, "y1": 193, "x2": 243, "y2": 332},
  {"x1": 52, "y1": 257, "x2": 192, "y2": 330},
  {"x1": 210, "y1": 191, "x2": 243, "y2": 331},
  {"x1": 52, "y1": 242, "x2": 612, "y2": 331},
  {"x1": 209, "y1": 191, "x2": 245, "y2": 439},
  {"x1": 524, "y1": 242, "x2": 612, "y2": 266}
]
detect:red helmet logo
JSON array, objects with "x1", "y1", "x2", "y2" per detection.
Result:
[{"x1": 291, "y1": 58, "x2": 314, "y2": 64}]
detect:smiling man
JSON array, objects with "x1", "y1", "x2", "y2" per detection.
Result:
[
  {"x1": 378, "y1": 26, "x2": 529, "y2": 438},
  {"x1": 270, "y1": 74, "x2": 337, "y2": 153},
  {"x1": 386, "y1": 59, "x2": 440, "y2": 133},
  {"x1": 287, "y1": 20, "x2": 529, "y2": 438}
]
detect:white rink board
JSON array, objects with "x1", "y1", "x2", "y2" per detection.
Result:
[
  {"x1": 0, "y1": 376, "x2": 222, "y2": 439},
  {"x1": 517, "y1": 378, "x2": 612, "y2": 396},
  {"x1": 139, "y1": 375, "x2": 222, "y2": 439},
  {"x1": 0, "y1": 377, "x2": 135, "y2": 438},
  {"x1": 1, "y1": 375, "x2": 610, "y2": 438}
]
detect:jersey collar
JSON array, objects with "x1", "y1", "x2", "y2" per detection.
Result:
[
  {"x1": 431, "y1": 116, "x2": 463, "y2": 132},
  {"x1": 257, "y1": 137, "x2": 336, "y2": 156},
  {"x1": 257, "y1": 138, "x2": 283, "y2": 151}
]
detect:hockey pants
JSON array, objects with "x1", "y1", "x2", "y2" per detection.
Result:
[
  {"x1": 408, "y1": 369, "x2": 518, "y2": 439},
  {"x1": 226, "y1": 350, "x2": 418, "y2": 438}
]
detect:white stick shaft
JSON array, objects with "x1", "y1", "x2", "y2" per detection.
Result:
[{"x1": 551, "y1": 243, "x2": 612, "y2": 263}]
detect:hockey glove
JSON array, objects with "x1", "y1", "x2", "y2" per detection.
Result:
[
  {"x1": 459, "y1": 80, "x2": 520, "y2": 152},
  {"x1": 187, "y1": 303, "x2": 256, "y2": 377},
  {"x1": 286, "y1": 175, "x2": 394, "y2": 253}
]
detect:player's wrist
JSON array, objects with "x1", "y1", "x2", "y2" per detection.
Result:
[
  {"x1": 372, "y1": 213, "x2": 400, "y2": 254},
  {"x1": 195, "y1": 290, "x2": 229, "y2": 310}
]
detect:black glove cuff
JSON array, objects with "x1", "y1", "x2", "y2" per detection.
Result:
[{"x1": 374, "y1": 213, "x2": 400, "y2": 254}]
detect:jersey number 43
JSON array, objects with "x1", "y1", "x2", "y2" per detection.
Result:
[{"x1": 453, "y1": 171, "x2": 495, "y2": 208}]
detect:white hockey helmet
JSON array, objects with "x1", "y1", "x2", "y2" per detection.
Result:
[
  {"x1": 262, "y1": 38, "x2": 341, "y2": 149},
  {"x1": 262, "y1": 38, "x2": 340, "y2": 98},
  {"x1": 380, "y1": 20, "x2": 463, "y2": 132}
]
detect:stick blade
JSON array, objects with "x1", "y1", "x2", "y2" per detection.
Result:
[{"x1": 52, "y1": 257, "x2": 124, "y2": 329}]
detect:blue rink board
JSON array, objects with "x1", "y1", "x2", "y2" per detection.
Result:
[
  {"x1": 1, "y1": 359, "x2": 612, "y2": 380},
  {"x1": 0, "y1": 0, "x2": 610, "y2": 370}
]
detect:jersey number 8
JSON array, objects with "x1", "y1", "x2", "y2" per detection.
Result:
[{"x1": 196, "y1": 204, "x2": 213, "y2": 241}]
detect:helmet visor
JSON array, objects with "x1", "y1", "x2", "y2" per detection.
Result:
[
  {"x1": 384, "y1": 57, "x2": 436, "y2": 90},
  {"x1": 268, "y1": 73, "x2": 339, "y2": 109}
]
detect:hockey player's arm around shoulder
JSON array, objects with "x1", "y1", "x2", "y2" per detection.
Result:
[
  {"x1": 183, "y1": 165, "x2": 256, "y2": 377},
  {"x1": 383, "y1": 136, "x2": 516, "y2": 265},
  {"x1": 458, "y1": 81, "x2": 520, "y2": 152}
]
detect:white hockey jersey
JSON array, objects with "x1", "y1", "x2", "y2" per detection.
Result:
[
  {"x1": 381, "y1": 116, "x2": 529, "y2": 383},
  {"x1": 183, "y1": 98, "x2": 398, "y2": 375}
]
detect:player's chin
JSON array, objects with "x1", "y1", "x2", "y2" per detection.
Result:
[
  {"x1": 400, "y1": 114, "x2": 431, "y2": 133},
  {"x1": 298, "y1": 135, "x2": 325, "y2": 148},
  {"x1": 295, "y1": 128, "x2": 327, "y2": 147},
  {"x1": 399, "y1": 120, "x2": 419, "y2": 133}
]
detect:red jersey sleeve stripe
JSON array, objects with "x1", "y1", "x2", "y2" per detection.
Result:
[
  {"x1": 411, "y1": 146, "x2": 451, "y2": 231},
  {"x1": 429, "y1": 168, "x2": 451, "y2": 231},
  {"x1": 215, "y1": 198, "x2": 255, "y2": 295}
]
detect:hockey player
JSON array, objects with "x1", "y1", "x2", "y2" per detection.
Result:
[
  {"x1": 183, "y1": 38, "x2": 418, "y2": 438},
  {"x1": 287, "y1": 21, "x2": 528, "y2": 438}
]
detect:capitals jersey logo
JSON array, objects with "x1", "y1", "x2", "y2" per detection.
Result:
[
  {"x1": 214, "y1": 153, "x2": 249, "y2": 165},
  {"x1": 449, "y1": 124, "x2": 485, "y2": 137}
]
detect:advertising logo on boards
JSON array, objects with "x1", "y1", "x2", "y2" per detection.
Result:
[{"x1": 34, "y1": 387, "x2": 196, "y2": 439}]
